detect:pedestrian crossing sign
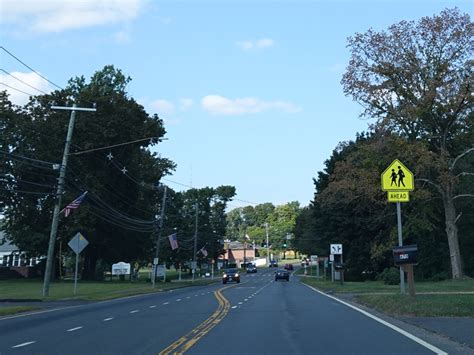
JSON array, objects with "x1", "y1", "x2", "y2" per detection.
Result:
[
  {"x1": 381, "y1": 159, "x2": 414, "y2": 192},
  {"x1": 388, "y1": 191, "x2": 410, "y2": 203}
]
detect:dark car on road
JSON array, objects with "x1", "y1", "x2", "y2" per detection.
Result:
[
  {"x1": 284, "y1": 263, "x2": 294, "y2": 271},
  {"x1": 275, "y1": 269, "x2": 290, "y2": 281},
  {"x1": 222, "y1": 269, "x2": 240, "y2": 284},
  {"x1": 269, "y1": 260, "x2": 278, "y2": 267},
  {"x1": 246, "y1": 264, "x2": 257, "y2": 273}
]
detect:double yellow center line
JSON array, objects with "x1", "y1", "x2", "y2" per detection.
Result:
[{"x1": 159, "y1": 286, "x2": 231, "y2": 354}]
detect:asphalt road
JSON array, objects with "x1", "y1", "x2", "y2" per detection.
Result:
[{"x1": 0, "y1": 268, "x2": 467, "y2": 354}]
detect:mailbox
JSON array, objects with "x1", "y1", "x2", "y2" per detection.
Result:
[
  {"x1": 392, "y1": 245, "x2": 418, "y2": 265},
  {"x1": 334, "y1": 263, "x2": 345, "y2": 271}
]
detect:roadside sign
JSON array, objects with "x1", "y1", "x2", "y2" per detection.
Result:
[
  {"x1": 329, "y1": 254, "x2": 334, "y2": 262},
  {"x1": 190, "y1": 261, "x2": 197, "y2": 269},
  {"x1": 112, "y1": 262, "x2": 131, "y2": 275},
  {"x1": 388, "y1": 191, "x2": 410, "y2": 203},
  {"x1": 330, "y1": 244, "x2": 342, "y2": 255},
  {"x1": 156, "y1": 265, "x2": 166, "y2": 277},
  {"x1": 381, "y1": 159, "x2": 414, "y2": 191},
  {"x1": 68, "y1": 233, "x2": 89, "y2": 254}
]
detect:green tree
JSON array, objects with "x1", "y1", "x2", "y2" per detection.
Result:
[{"x1": 342, "y1": 8, "x2": 473, "y2": 278}]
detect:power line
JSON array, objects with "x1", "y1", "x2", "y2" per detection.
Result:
[
  {"x1": 0, "y1": 46, "x2": 63, "y2": 90},
  {"x1": 0, "y1": 81, "x2": 34, "y2": 96},
  {"x1": 0, "y1": 69, "x2": 50, "y2": 95},
  {"x1": 70, "y1": 137, "x2": 159, "y2": 156}
]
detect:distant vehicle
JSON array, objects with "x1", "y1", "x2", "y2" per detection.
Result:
[
  {"x1": 269, "y1": 260, "x2": 278, "y2": 267},
  {"x1": 284, "y1": 264, "x2": 294, "y2": 271},
  {"x1": 275, "y1": 269, "x2": 290, "y2": 281},
  {"x1": 222, "y1": 269, "x2": 240, "y2": 284},
  {"x1": 246, "y1": 264, "x2": 257, "y2": 273}
]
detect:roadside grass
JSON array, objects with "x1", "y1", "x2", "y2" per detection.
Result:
[
  {"x1": 300, "y1": 277, "x2": 474, "y2": 317},
  {"x1": 0, "y1": 306, "x2": 42, "y2": 316},
  {"x1": 355, "y1": 294, "x2": 474, "y2": 317},
  {"x1": 0, "y1": 278, "x2": 218, "y2": 302},
  {"x1": 300, "y1": 277, "x2": 474, "y2": 294}
]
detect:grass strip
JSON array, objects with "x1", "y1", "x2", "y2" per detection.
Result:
[
  {"x1": 0, "y1": 279, "x2": 218, "y2": 302},
  {"x1": 0, "y1": 306, "x2": 42, "y2": 316},
  {"x1": 355, "y1": 294, "x2": 474, "y2": 317}
]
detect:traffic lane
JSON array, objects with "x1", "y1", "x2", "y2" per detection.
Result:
[
  {"x1": 189, "y1": 277, "x2": 435, "y2": 355},
  {"x1": 0, "y1": 283, "x2": 222, "y2": 354}
]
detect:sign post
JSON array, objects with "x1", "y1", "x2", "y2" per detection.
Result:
[
  {"x1": 382, "y1": 159, "x2": 414, "y2": 294},
  {"x1": 68, "y1": 233, "x2": 89, "y2": 295}
]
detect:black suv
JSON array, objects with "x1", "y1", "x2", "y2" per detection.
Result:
[
  {"x1": 222, "y1": 269, "x2": 240, "y2": 284},
  {"x1": 275, "y1": 269, "x2": 290, "y2": 281}
]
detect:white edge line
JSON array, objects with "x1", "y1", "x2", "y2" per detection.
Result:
[
  {"x1": 302, "y1": 283, "x2": 447, "y2": 355},
  {"x1": 103, "y1": 317, "x2": 113, "y2": 321},
  {"x1": 130, "y1": 310, "x2": 139, "y2": 313},
  {"x1": 12, "y1": 341, "x2": 36, "y2": 348},
  {"x1": 149, "y1": 305, "x2": 157, "y2": 308},
  {"x1": 66, "y1": 326, "x2": 83, "y2": 332}
]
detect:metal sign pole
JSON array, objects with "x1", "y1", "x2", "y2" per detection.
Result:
[
  {"x1": 397, "y1": 202, "x2": 405, "y2": 294},
  {"x1": 73, "y1": 251, "x2": 79, "y2": 295}
]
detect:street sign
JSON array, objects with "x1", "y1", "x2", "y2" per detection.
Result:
[
  {"x1": 329, "y1": 254, "x2": 334, "y2": 262},
  {"x1": 68, "y1": 233, "x2": 89, "y2": 254},
  {"x1": 388, "y1": 191, "x2": 410, "y2": 203},
  {"x1": 330, "y1": 244, "x2": 342, "y2": 255},
  {"x1": 381, "y1": 159, "x2": 414, "y2": 191}
]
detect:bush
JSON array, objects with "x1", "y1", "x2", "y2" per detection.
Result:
[{"x1": 378, "y1": 267, "x2": 400, "y2": 285}]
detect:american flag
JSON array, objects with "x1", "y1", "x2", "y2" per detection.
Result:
[
  {"x1": 168, "y1": 233, "x2": 178, "y2": 250},
  {"x1": 63, "y1": 191, "x2": 88, "y2": 217}
]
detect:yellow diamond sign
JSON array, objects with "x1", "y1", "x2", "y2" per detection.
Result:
[{"x1": 381, "y1": 159, "x2": 414, "y2": 191}]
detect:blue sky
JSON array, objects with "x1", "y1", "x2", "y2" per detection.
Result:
[{"x1": 1, "y1": 0, "x2": 471, "y2": 208}]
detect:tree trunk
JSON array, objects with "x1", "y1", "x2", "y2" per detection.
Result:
[
  {"x1": 443, "y1": 191, "x2": 463, "y2": 279},
  {"x1": 82, "y1": 248, "x2": 98, "y2": 280}
]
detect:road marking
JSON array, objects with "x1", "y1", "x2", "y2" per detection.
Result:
[
  {"x1": 238, "y1": 302, "x2": 243, "y2": 305},
  {"x1": 302, "y1": 283, "x2": 448, "y2": 355},
  {"x1": 130, "y1": 310, "x2": 139, "y2": 313},
  {"x1": 12, "y1": 341, "x2": 36, "y2": 348},
  {"x1": 186, "y1": 296, "x2": 191, "y2": 299},
  {"x1": 231, "y1": 306, "x2": 237, "y2": 309},
  {"x1": 67, "y1": 326, "x2": 83, "y2": 332},
  {"x1": 149, "y1": 305, "x2": 157, "y2": 308},
  {"x1": 244, "y1": 299, "x2": 248, "y2": 302},
  {"x1": 159, "y1": 285, "x2": 234, "y2": 354},
  {"x1": 201, "y1": 293, "x2": 205, "y2": 295},
  {"x1": 103, "y1": 317, "x2": 114, "y2": 321},
  {"x1": 176, "y1": 299, "x2": 182, "y2": 302},
  {"x1": 163, "y1": 302, "x2": 169, "y2": 305}
]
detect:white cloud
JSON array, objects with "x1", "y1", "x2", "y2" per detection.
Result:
[
  {"x1": 236, "y1": 38, "x2": 275, "y2": 51},
  {"x1": 1, "y1": 0, "x2": 146, "y2": 34},
  {"x1": 0, "y1": 71, "x2": 53, "y2": 106},
  {"x1": 201, "y1": 95, "x2": 301, "y2": 116},
  {"x1": 150, "y1": 99, "x2": 175, "y2": 115},
  {"x1": 179, "y1": 98, "x2": 193, "y2": 111}
]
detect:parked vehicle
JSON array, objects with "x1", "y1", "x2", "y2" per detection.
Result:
[
  {"x1": 269, "y1": 260, "x2": 278, "y2": 267},
  {"x1": 284, "y1": 263, "x2": 294, "y2": 271}
]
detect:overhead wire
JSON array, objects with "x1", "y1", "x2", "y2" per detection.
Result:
[
  {"x1": 0, "y1": 46, "x2": 63, "y2": 90},
  {"x1": 0, "y1": 68, "x2": 50, "y2": 95},
  {"x1": 0, "y1": 81, "x2": 34, "y2": 96}
]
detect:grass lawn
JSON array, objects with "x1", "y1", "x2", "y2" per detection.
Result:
[
  {"x1": 355, "y1": 294, "x2": 474, "y2": 317},
  {"x1": 0, "y1": 278, "x2": 219, "y2": 302},
  {"x1": 0, "y1": 306, "x2": 42, "y2": 316},
  {"x1": 300, "y1": 277, "x2": 474, "y2": 317}
]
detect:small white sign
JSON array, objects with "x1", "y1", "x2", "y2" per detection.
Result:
[
  {"x1": 112, "y1": 262, "x2": 131, "y2": 275},
  {"x1": 330, "y1": 244, "x2": 343, "y2": 255},
  {"x1": 329, "y1": 254, "x2": 334, "y2": 262},
  {"x1": 310, "y1": 255, "x2": 318, "y2": 262},
  {"x1": 156, "y1": 265, "x2": 166, "y2": 277},
  {"x1": 190, "y1": 261, "x2": 197, "y2": 269}
]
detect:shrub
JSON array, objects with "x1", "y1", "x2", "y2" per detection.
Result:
[{"x1": 378, "y1": 267, "x2": 400, "y2": 285}]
